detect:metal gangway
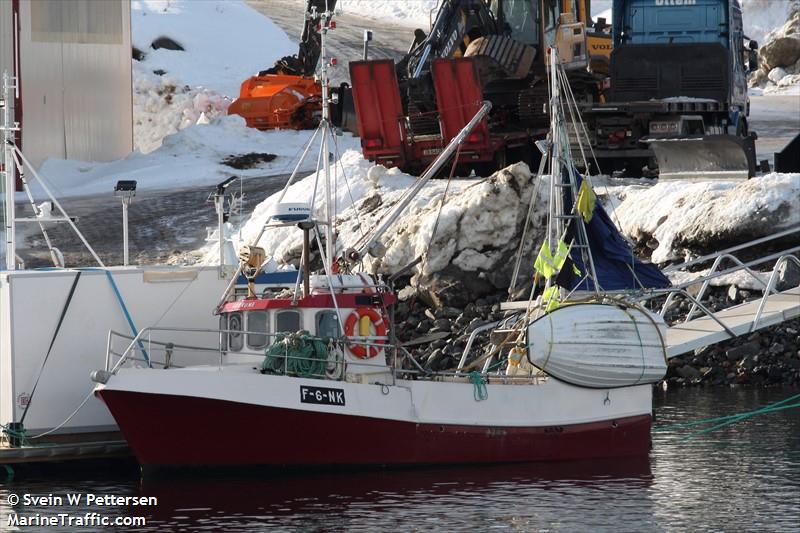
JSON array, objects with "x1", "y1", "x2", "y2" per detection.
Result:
[{"x1": 636, "y1": 226, "x2": 800, "y2": 358}]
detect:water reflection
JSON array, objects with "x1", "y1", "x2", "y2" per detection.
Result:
[{"x1": 140, "y1": 459, "x2": 655, "y2": 532}]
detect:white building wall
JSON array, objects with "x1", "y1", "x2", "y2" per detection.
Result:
[{"x1": 17, "y1": 0, "x2": 132, "y2": 168}]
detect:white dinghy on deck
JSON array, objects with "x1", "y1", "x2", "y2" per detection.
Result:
[{"x1": 527, "y1": 302, "x2": 668, "y2": 388}]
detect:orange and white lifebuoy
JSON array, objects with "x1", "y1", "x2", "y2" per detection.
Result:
[{"x1": 344, "y1": 307, "x2": 387, "y2": 359}]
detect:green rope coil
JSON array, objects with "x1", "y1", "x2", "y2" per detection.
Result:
[
  {"x1": 262, "y1": 332, "x2": 329, "y2": 378},
  {"x1": 1, "y1": 423, "x2": 29, "y2": 447},
  {"x1": 469, "y1": 371, "x2": 488, "y2": 401}
]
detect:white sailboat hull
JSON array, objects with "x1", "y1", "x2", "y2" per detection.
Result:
[{"x1": 527, "y1": 303, "x2": 668, "y2": 388}]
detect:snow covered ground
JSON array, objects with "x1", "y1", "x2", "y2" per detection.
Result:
[
  {"x1": 339, "y1": 0, "x2": 614, "y2": 27},
  {"x1": 130, "y1": 0, "x2": 295, "y2": 155},
  {"x1": 339, "y1": 0, "x2": 439, "y2": 27},
  {"x1": 36, "y1": 117, "x2": 358, "y2": 200},
  {"x1": 742, "y1": 0, "x2": 795, "y2": 44},
  {"x1": 132, "y1": 0, "x2": 294, "y2": 97}
]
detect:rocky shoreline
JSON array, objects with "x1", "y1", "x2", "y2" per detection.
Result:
[
  {"x1": 392, "y1": 283, "x2": 800, "y2": 388},
  {"x1": 667, "y1": 318, "x2": 800, "y2": 388}
]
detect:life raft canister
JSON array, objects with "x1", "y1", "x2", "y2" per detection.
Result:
[{"x1": 344, "y1": 307, "x2": 387, "y2": 359}]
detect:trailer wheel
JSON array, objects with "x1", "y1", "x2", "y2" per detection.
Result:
[{"x1": 623, "y1": 158, "x2": 647, "y2": 178}]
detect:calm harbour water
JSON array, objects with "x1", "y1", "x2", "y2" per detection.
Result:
[{"x1": 1, "y1": 387, "x2": 799, "y2": 532}]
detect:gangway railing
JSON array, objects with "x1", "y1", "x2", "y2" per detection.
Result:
[{"x1": 632, "y1": 227, "x2": 799, "y2": 356}]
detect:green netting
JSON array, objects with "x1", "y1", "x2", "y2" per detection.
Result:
[{"x1": 261, "y1": 332, "x2": 330, "y2": 378}]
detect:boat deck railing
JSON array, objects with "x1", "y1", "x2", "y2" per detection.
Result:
[{"x1": 101, "y1": 326, "x2": 546, "y2": 385}]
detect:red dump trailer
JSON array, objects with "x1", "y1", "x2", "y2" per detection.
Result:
[{"x1": 349, "y1": 58, "x2": 529, "y2": 175}]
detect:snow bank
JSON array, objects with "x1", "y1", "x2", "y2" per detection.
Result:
[
  {"x1": 742, "y1": 0, "x2": 796, "y2": 45},
  {"x1": 36, "y1": 117, "x2": 359, "y2": 199},
  {"x1": 133, "y1": 63, "x2": 231, "y2": 154},
  {"x1": 132, "y1": 0, "x2": 295, "y2": 98},
  {"x1": 747, "y1": 0, "x2": 800, "y2": 94},
  {"x1": 609, "y1": 173, "x2": 800, "y2": 264},
  {"x1": 131, "y1": 0, "x2": 295, "y2": 153},
  {"x1": 196, "y1": 155, "x2": 545, "y2": 304}
]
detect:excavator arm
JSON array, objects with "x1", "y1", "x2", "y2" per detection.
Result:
[{"x1": 262, "y1": 0, "x2": 338, "y2": 77}]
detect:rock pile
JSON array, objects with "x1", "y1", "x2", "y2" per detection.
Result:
[
  {"x1": 393, "y1": 290, "x2": 510, "y2": 372},
  {"x1": 666, "y1": 319, "x2": 800, "y2": 387},
  {"x1": 749, "y1": 1, "x2": 800, "y2": 92}
]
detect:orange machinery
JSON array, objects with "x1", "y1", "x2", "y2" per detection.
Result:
[
  {"x1": 227, "y1": 74, "x2": 321, "y2": 130},
  {"x1": 227, "y1": 0, "x2": 335, "y2": 130}
]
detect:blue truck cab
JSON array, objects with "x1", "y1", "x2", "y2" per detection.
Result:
[
  {"x1": 610, "y1": 0, "x2": 748, "y2": 114},
  {"x1": 581, "y1": 0, "x2": 757, "y2": 177}
]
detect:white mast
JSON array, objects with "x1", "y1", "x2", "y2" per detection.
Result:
[
  {"x1": 319, "y1": 2, "x2": 334, "y2": 268},
  {"x1": 2, "y1": 71, "x2": 19, "y2": 270}
]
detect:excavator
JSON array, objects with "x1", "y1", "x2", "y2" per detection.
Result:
[
  {"x1": 349, "y1": 0, "x2": 757, "y2": 179},
  {"x1": 227, "y1": 0, "x2": 336, "y2": 130},
  {"x1": 348, "y1": 0, "x2": 611, "y2": 175}
]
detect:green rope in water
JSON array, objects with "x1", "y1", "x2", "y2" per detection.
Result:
[
  {"x1": 469, "y1": 371, "x2": 488, "y2": 401},
  {"x1": 655, "y1": 392, "x2": 800, "y2": 441}
]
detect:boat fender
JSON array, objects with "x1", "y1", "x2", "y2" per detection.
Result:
[{"x1": 344, "y1": 307, "x2": 387, "y2": 359}]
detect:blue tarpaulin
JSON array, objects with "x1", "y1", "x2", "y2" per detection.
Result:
[{"x1": 560, "y1": 170, "x2": 671, "y2": 291}]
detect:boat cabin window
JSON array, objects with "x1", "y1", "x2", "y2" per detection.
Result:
[
  {"x1": 228, "y1": 312, "x2": 244, "y2": 352},
  {"x1": 276, "y1": 310, "x2": 301, "y2": 333},
  {"x1": 247, "y1": 311, "x2": 269, "y2": 349},
  {"x1": 316, "y1": 310, "x2": 340, "y2": 339}
]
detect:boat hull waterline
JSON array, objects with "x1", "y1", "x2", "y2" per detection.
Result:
[{"x1": 95, "y1": 370, "x2": 653, "y2": 467}]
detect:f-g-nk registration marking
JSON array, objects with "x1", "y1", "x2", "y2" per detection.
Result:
[{"x1": 300, "y1": 385, "x2": 346, "y2": 406}]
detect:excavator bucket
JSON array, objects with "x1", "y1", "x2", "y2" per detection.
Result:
[
  {"x1": 227, "y1": 74, "x2": 321, "y2": 130},
  {"x1": 647, "y1": 134, "x2": 757, "y2": 180}
]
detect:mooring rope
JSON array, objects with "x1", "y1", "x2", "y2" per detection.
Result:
[{"x1": 655, "y1": 392, "x2": 800, "y2": 441}]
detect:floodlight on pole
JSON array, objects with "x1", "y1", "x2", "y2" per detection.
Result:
[{"x1": 114, "y1": 180, "x2": 137, "y2": 266}]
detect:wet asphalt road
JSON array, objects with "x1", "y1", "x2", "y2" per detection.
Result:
[{"x1": 16, "y1": 175, "x2": 291, "y2": 268}]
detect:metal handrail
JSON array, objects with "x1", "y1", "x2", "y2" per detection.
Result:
[
  {"x1": 750, "y1": 255, "x2": 800, "y2": 331},
  {"x1": 663, "y1": 225, "x2": 799, "y2": 273},
  {"x1": 457, "y1": 319, "x2": 502, "y2": 370},
  {"x1": 636, "y1": 288, "x2": 737, "y2": 338},
  {"x1": 683, "y1": 253, "x2": 775, "y2": 321}
]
